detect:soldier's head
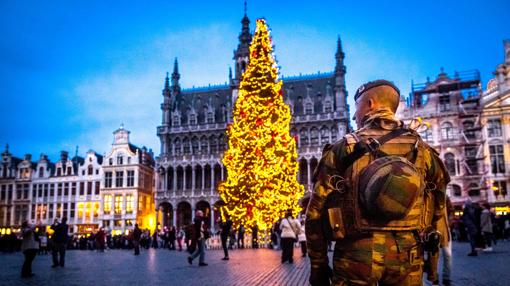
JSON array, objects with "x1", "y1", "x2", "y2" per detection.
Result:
[{"x1": 353, "y1": 80, "x2": 400, "y2": 128}]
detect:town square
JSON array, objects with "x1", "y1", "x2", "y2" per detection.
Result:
[{"x1": 1, "y1": 1, "x2": 509, "y2": 285}]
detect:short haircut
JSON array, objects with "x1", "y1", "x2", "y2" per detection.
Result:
[{"x1": 359, "y1": 85, "x2": 399, "y2": 113}]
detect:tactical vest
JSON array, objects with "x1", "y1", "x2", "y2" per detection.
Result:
[{"x1": 327, "y1": 127, "x2": 433, "y2": 240}]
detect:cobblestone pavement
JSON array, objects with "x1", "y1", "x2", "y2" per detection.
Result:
[{"x1": 0, "y1": 241, "x2": 509, "y2": 286}]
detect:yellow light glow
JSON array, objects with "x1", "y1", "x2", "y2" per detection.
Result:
[{"x1": 218, "y1": 19, "x2": 304, "y2": 231}]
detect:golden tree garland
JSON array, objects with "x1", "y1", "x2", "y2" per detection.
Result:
[{"x1": 218, "y1": 19, "x2": 304, "y2": 231}]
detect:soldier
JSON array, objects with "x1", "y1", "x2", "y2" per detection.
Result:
[{"x1": 305, "y1": 80, "x2": 449, "y2": 286}]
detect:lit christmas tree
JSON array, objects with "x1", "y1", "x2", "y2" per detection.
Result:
[{"x1": 218, "y1": 19, "x2": 304, "y2": 231}]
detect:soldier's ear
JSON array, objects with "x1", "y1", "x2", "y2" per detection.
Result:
[{"x1": 368, "y1": 98, "x2": 375, "y2": 109}]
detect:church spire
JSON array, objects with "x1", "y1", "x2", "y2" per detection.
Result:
[
  {"x1": 335, "y1": 35, "x2": 345, "y2": 75},
  {"x1": 233, "y1": 1, "x2": 252, "y2": 84},
  {"x1": 171, "y1": 58, "x2": 180, "y2": 87},
  {"x1": 162, "y1": 72, "x2": 171, "y2": 97}
]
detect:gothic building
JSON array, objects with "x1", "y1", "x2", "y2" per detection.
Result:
[{"x1": 155, "y1": 11, "x2": 351, "y2": 230}]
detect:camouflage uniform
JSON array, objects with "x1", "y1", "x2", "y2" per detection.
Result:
[{"x1": 305, "y1": 114, "x2": 449, "y2": 286}]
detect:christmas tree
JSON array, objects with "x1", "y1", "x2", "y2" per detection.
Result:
[{"x1": 218, "y1": 19, "x2": 304, "y2": 231}]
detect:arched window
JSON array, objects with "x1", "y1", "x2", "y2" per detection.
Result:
[
  {"x1": 174, "y1": 138, "x2": 182, "y2": 155},
  {"x1": 444, "y1": 153, "x2": 456, "y2": 176},
  {"x1": 299, "y1": 129, "x2": 309, "y2": 147},
  {"x1": 116, "y1": 155, "x2": 123, "y2": 165},
  {"x1": 419, "y1": 126, "x2": 433, "y2": 142},
  {"x1": 87, "y1": 165, "x2": 93, "y2": 175},
  {"x1": 310, "y1": 128, "x2": 319, "y2": 145},
  {"x1": 183, "y1": 137, "x2": 190, "y2": 155},
  {"x1": 441, "y1": 122, "x2": 454, "y2": 140},
  {"x1": 191, "y1": 137, "x2": 199, "y2": 154},
  {"x1": 38, "y1": 167, "x2": 44, "y2": 178},
  {"x1": 320, "y1": 127, "x2": 329, "y2": 145},
  {"x1": 200, "y1": 136, "x2": 208, "y2": 154}
]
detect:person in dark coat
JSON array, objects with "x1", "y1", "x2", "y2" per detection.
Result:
[
  {"x1": 168, "y1": 226, "x2": 176, "y2": 250},
  {"x1": 462, "y1": 201, "x2": 479, "y2": 256},
  {"x1": 132, "y1": 224, "x2": 142, "y2": 255},
  {"x1": 95, "y1": 228, "x2": 106, "y2": 252},
  {"x1": 187, "y1": 210, "x2": 207, "y2": 266},
  {"x1": 51, "y1": 217, "x2": 69, "y2": 267},
  {"x1": 218, "y1": 215, "x2": 233, "y2": 260}
]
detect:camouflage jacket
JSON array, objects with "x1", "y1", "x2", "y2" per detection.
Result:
[{"x1": 305, "y1": 118, "x2": 450, "y2": 271}]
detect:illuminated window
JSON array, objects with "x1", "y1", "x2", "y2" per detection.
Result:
[
  {"x1": 114, "y1": 195, "x2": 122, "y2": 214},
  {"x1": 77, "y1": 203, "x2": 84, "y2": 218},
  {"x1": 125, "y1": 219, "x2": 134, "y2": 226},
  {"x1": 93, "y1": 202, "x2": 99, "y2": 218},
  {"x1": 103, "y1": 195, "x2": 112, "y2": 214},
  {"x1": 126, "y1": 194, "x2": 134, "y2": 214}
]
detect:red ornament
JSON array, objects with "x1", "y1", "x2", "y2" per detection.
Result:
[
  {"x1": 252, "y1": 50, "x2": 258, "y2": 58},
  {"x1": 256, "y1": 118, "x2": 264, "y2": 126},
  {"x1": 278, "y1": 89, "x2": 283, "y2": 96}
]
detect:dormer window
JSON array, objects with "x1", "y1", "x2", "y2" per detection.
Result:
[
  {"x1": 88, "y1": 165, "x2": 93, "y2": 175},
  {"x1": 207, "y1": 112, "x2": 214, "y2": 124},
  {"x1": 117, "y1": 155, "x2": 123, "y2": 165},
  {"x1": 173, "y1": 115, "x2": 180, "y2": 127},
  {"x1": 67, "y1": 166, "x2": 72, "y2": 176},
  {"x1": 324, "y1": 100, "x2": 332, "y2": 113},
  {"x1": 56, "y1": 168, "x2": 62, "y2": 176},
  {"x1": 305, "y1": 102, "x2": 313, "y2": 115},
  {"x1": 39, "y1": 167, "x2": 44, "y2": 178},
  {"x1": 439, "y1": 94, "x2": 451, "y2": 112},
  {"x1": 189, "y1": 113, "x2": 197, "y2": 125},
  {"x1": 109, "y1": 158, "x2": 113, "y2": 166}
]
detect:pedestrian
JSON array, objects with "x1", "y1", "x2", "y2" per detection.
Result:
[
  {"x1": 237, "y1": 224, "x2": 245, "y2": 249},
  {"x1": 169, "y1": 226, "x2": 176, "y2": 250},
  {"x1": 51, "y1": 217, "x2": 69, "y2": 268},
  {"x1": 95, "y1": 227, "x2": 106, "y2": 252},
  {"x1": 280, "y1": 209, "x2": 301, "y2": 264},
  {"x1": 187, "y1": 210, "x2": 208, "y2": 266},
  {"x1": 176, "y1": 226, "x2": 185, "y2": 251},
  {"x1": 38, "y1": 230, "x2": 48, "y2": 255},
  {"x1": 481, "y1": 203, "x2": 494, "y2": 252},
  {"x1": 132, "y1": 224, "x2": 142, "y2": 255},
  {"x1": 305, "y1": 80, "x2": 450, "y2": 285},
  {"x1": 462, "y1": 200, "x2": 479, "y2": 256},
  {"x1": 20, "y1": 221, "x2": 39, "y2": 278},
  {"x1": 219, "y1": 214, "x2": 233, "y2": 260},
  {"x1": 297, "y1": 220, "x2": 307, "y2": 257}
]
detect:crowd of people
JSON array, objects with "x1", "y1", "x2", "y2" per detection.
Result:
[{"x1": 2, "y1": 204, "x2": 509, "y2": 280}]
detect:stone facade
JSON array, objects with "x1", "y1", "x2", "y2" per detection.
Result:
[
  {"x1": 100, "y1": 126, "x2": 156, "y2": 235},
  {"x1": 397, "y1": 40, "x2": 510, "y2": 214},
  {"x1": 480, "y1": 40, "x2": 510, "y2": 214},
  {"x1": 396, "y1": 68, "x2": 486, "y2": 211},
  {"x1": 154, "y1": 12, "x2": 351, "y2": 230},
  {"x1": 0, "y1": 126, "x2": 155, "y2": 235}
]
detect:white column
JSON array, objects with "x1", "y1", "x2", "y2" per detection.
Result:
[
  {"x1": 221, "y1": 166, "x2": 225, "y2": 181},
  {"x1": 183, "y1": 169, "x2": 187, "y2": 192},
  {"x1": 163, "y1": 169, "x2": 168, "y2": 192},
  {"x1": 210, "y1": 207, "x2": 215, "y2": 232},
  {"x1": 202, "y1": 168, "x2": 205, "y2": 192},
  {"x1": 192, "y1": 208, "x2": 196, "y2": 220},
  {"x1": 173, "y1": 168, "x2": 177, "y2": 195},
  {"x1": 172, "y1": 208, "x2": 177, "y2": 226},
  {"x1": 307, "y1": 159, "x2": 311, "y2": 190},
  {"x1": 210, "y1": 167, "x2": 214, "y2": 196},
  {"x1": 192, "y1": 166, "x2": 196, "y2": 197}
]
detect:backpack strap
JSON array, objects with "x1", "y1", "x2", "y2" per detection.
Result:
[{"x1": 338, "y1": 128, "x2": 410, "y2": 174}]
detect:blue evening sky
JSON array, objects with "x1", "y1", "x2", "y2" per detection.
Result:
[{"x1": 1, "y1": 0, "x2": 509, "y2": 161}]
